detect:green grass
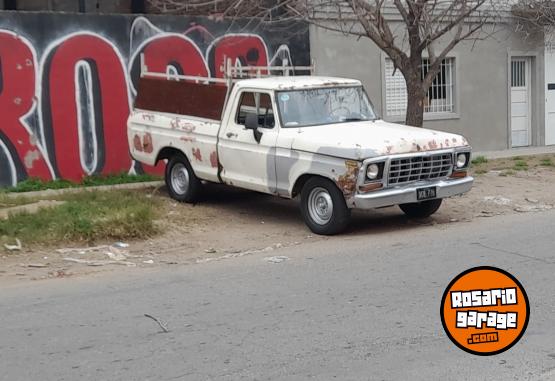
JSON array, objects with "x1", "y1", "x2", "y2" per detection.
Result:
[
  {"x1": 540, "y1": 158, "x2": 554, "y2": 167},
  {"x1": 80, "y1": 173, "x2": 161, "y2": 186},
  {"x1": 471, "y1": 156, "x2": 488, "y2": 165},
  {"x1": 2, "y1": 173, "x2": 161, "y2": 194},
  {"x1": 0, "y1": 191, "x2": 162, "y2": 246},
  {"x1": 512, "y1": 160, "x2": 529, "y2": 171},
  {"x1": 512, "y1": 156, "x2": 524, "y2": 161},
  {"x1": 474, "y1": 169, "x2": 488, "y2": 175}
]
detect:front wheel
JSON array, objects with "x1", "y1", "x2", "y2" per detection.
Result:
[
  {"x1": 399, "y1": 199, "x2": 442, "y2": 218},
  {"x1": 300, "y1": 177, "x2": 351, "y2": 235},
  {"x1": 165, "y1": 154, "x2": 202, "y2": 203}
]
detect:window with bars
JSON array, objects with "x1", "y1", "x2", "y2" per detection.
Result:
[
  {"x1": 384, "y1": 57, "x2": 455, "y2": 117},
  {"x1": 511, "y1": 60, "x2": 526, "y2": 87}
]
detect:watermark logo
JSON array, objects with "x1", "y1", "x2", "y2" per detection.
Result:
[{"x1": 440, "y1": 266, "x2": 529, "y2": 355}]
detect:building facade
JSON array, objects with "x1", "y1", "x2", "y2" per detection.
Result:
[{"x1": 311, "y1": 21, "x2": 549, "y2": 152}]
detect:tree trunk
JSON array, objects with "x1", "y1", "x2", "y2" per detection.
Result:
[{"x1": 405, "y1": 76, "x2": 425, "y2": 127}]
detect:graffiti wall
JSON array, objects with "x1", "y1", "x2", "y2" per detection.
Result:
[{"x1": 0, "y1": 12, "x2": 309, "y2": 186}]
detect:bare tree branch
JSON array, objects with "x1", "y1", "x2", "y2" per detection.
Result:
[{"x1": 147, "y1": 0, "x2": 498, "y2": 126}]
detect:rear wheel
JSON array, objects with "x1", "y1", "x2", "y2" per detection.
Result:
[
  {"x1": 300, "y1": 177, "x2": 351, "y2": 235},
  {"x1": 399, "y1": 199, "x2": 442, "y2": 218},
  {"x1": 165, "y1": 154, "x2": 202, "y2": 203}
]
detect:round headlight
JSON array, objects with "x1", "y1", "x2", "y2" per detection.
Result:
[
  {"x1": 366, "y1": 163, "x2": 380, "y2": 180},
  {"x1": 456, "y1": 153, "x2": 467, "y2": 168}
]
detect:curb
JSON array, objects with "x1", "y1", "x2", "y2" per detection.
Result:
[
  {"x1": 474, "y1": 146, "x2": 555, "y2": 160},
  {"x1": 3, "y1": 181, "x2": 164, "y2": 199}
]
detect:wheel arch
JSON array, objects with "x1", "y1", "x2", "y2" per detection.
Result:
[
  {"x1": 291, "y1": 173, "x2": 340, "y2": 198},
  {"x1": 156, "y1": 147, "x2": 189, "y2": 166}
]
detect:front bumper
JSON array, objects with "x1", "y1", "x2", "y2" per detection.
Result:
[{"x1": 350, "y1": 176, "x2": 474, "y2": 209}]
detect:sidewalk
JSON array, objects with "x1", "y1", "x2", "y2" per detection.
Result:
[{"x1": 474, "y1": 145, "x2": 555, "y2": 159}]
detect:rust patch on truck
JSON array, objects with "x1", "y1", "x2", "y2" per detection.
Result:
[
  {"x1": 336, "y1": 160, "x2": 359, "y2": 196},
  {"x1": 180, "y1": 136, "x2": 195, "y2": 143},
  {"x1": 210, "y1": 151, "x2": 218, "y2": 168},
  {"x1": 192, "y1": 148, "x2": 202, "y2": 162},
  {"x1": 133, "y1": 134, "x2": 143, "y2": 152},
  {"x1": 411, "y1": 143, "x2": 422, "y2": 152},
  {"x1": 171, "y1": 118, "x2": 196, "y2": 133},
  {"x1": 142, "y1": 133, "x2": 154, "y2": 154}
]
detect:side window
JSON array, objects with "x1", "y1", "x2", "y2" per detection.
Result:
[{"x1": 236, "y1": 92, "x2": 275, "y2": 128}]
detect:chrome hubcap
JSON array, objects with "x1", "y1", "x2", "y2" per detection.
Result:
[
  {"x1": 170, "y1": 163, "x2": 189, "y2": 195},
  {"x1": 308, "y1": 187, "x2": 333, "y2": 225}
]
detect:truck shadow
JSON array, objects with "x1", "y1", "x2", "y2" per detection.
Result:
[{"x1": 171, "y1": 183, "x2": 443, "y2": 237}]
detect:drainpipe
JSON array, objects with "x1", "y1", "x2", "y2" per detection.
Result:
[{"x1": 78, "y1": 0, "x2": 85, "y2": 12}]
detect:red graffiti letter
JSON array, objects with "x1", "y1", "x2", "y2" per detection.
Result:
[
  {"x1": 207, "y1": 35, "x2": 269, "y2": 78},
  {"x1": 142, "y1": 35, "x2": 209, "y2": 77},
  {"x1": 43, "y1": 33, "x2": 131, "y2": 181},
  {"x1": 0, "y1": 31, "x2": 51, "y2": 182}
]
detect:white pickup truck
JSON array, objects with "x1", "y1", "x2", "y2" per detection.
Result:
[{"x1": 128, "y1": 66, "x2": 473, "y2": 235}]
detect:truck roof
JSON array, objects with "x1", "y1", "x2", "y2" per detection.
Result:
[{"x1": 235, "y1": 76, "x2": 361, "y2": 91}]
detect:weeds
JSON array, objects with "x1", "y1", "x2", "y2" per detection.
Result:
[
  {"x1": 512, "y1": 160, "x2": 529, "y2": 171},
  {"x1": 540, "y1": 158, "x2": 554, "y2": 167},
  {"x1": 471, "y1": 156, "x2": 488, "y2": 165},
  {"x1": 0, "y1": 191, "x2": 162, "y2": 246}
]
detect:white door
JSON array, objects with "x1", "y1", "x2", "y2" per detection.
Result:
[
  {"x1": 511, "y1": 58, "x2": 531, "y2": 147},
  {"x1": 218, "y1": 90, "x2": 279, "y2": 193},
  {"x1": 545, "y1": 44, "x2": 555, "y2": 145}
]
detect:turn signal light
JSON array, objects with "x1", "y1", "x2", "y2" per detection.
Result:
[
  {"x1": 450, "y1": 171, "x2": 467, "y2": 179},
  {"x1": 359, "y1": 183, "x2": 383, "y2": 193}
]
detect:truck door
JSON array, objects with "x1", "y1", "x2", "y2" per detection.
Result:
[{"x1": 218, "y1": 91, "x2": 279, "y2": 193}]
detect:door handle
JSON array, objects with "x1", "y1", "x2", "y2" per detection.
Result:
[{"x1": 226, "y1": 132, "x2": 238, "y2": 138}]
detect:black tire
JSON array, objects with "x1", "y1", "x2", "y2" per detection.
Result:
[
  {"x1": 399, "y1": 199, "x2": 442, "y2": 218},
  {"x1": 300, "y1": 177, "x2": 351, "y2": 235},
  {"x1": 165, "y1": 154, "x2": 202, "y2": 203}
]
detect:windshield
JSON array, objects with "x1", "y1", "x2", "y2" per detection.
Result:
[{"x1": 276, "y1": 86, "x2": 377, "y2": 128}]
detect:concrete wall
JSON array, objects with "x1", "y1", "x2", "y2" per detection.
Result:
[
  {"x1": 0, "y1": 11, "x2": 309, "y2": 187},
  {"x1": 310, "y1": 23, "x2": 545, "y2": 151},
  {"x1": 4, "y1": 0, "x2": 134, "y2": 12}
]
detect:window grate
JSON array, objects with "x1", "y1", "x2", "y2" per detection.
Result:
[
  {"x1": 385, "y1": 58, "x2": 455, "y2": 117},
  {"x1": 511, "y1": 60, "x2": 526, "y2": 87}
]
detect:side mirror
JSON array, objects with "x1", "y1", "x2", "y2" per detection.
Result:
[
  {"x1": 244, "y1": 113, "x2": 263, "y2": 143},
  {"x1": 245, "y1": 113, "x2": 259, "y2": 130}
]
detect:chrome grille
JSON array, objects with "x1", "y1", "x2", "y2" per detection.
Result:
[{"x1": 388, "y1": 153, "x2": 453, "y2": 185}]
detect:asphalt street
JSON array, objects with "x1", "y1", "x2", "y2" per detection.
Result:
[{"x1": 1, "y1": 210, "x2": 555, "y2": 380}]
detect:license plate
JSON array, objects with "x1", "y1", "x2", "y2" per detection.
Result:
[{"x1": 417, "y1": 187, "x2": 437, "y2": 201}]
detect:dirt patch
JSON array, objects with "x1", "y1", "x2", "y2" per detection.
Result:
[{"x1": 1, "y1": 160, "x2": 554, "y2": 284}]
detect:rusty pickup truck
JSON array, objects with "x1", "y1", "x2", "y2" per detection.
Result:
[{"x1": 128, "y1": 66, "x2": 473, "y2": 235}]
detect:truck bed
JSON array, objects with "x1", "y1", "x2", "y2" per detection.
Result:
[{"x1": 128, "y1": 77, "x2": 228, "y2": 182}]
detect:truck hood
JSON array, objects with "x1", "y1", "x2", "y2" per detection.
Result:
[{"x1": 290, "y1": 120, "x2": 469, "y2": 160}]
